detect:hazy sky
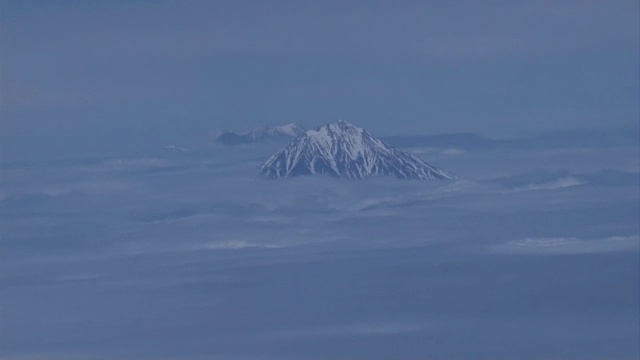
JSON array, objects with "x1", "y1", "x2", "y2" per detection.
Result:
[{"x1": 1, "y1": 0, "x2": 638, "y2": 158}]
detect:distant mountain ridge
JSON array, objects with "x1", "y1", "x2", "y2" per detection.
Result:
[
  {"x1": 382, "y1": 126, "x2": 640, "y2": 151},
  {"x1": 212, "y1": 123, "x2": 306, "y2": 145},
  {"x1": 260, "y1": 120, "x2": 454, "y2": 180}
]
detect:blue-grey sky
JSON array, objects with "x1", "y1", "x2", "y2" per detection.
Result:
[{"x1": 1, "y1": 0, "x2": 638, "y2": 158}]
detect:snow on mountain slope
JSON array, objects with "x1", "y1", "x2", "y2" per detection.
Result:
[
  {"x1": 260, "y1": 120, "x2": 455, "y2": 180},
  {"x1": 213, "y1": 123, "x2": 306, "y2": 145},
  {"x1": 273, "y1": 123, "x2": 307, "y2": 137}
]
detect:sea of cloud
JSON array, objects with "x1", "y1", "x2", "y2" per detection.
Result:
[{"x1": 1, "y1": 135, "x2": 638, "y2": 359}]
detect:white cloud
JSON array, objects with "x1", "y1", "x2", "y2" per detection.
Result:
[
  {"x1": 88, "y1": 158, "x2": 175, "y2": 172},
  {"x1": 513, "y1": 177, "x2": 585, "y2": 191},
  {"x1": 40, "y1": 180, "x2": 133, "y2": 196},
  {"x1": 494, "y1": 236, "x2": 640, "y2": 255},
  {"x1": 198, "y1": 241, "x2": 284, "y2": 250},
  {"x1": 272, "y1": 321, "x2": 426, "y2": 339}
]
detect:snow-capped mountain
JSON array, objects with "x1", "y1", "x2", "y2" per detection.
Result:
[
  {"x1": 260, "y1": 120, "x2": 455, "y2": 180},
  {"x1": 248, "y1": 123, "x2": 305, "y2": 139},
  {"x1": 213, "y1": 123, "x2": 306, "y2": 145}
]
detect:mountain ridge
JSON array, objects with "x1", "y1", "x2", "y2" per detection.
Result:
[{"x1": 212, "y1": 123, "x2": 306, "y2": 145}]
